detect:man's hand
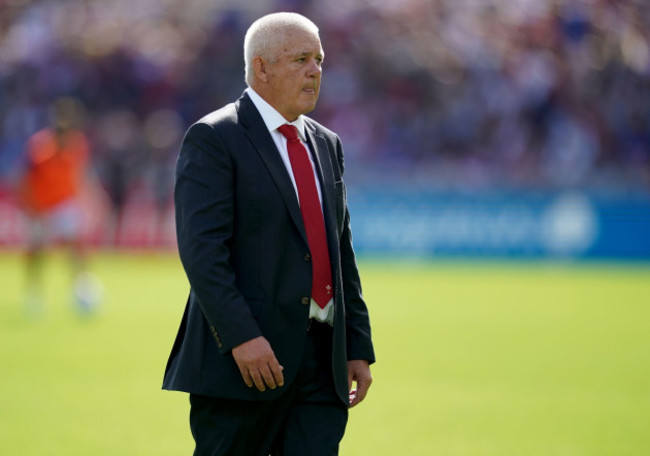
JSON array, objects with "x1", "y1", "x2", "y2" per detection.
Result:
[
  {"x1": 231, "y1": 336, "x2": 284, "y2": 392},
  {"x1": 347, "y1": 359, "x2": 372, "y2": 408}
]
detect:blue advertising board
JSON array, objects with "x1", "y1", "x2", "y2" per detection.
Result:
[{"x1": 347, "y1": 188, "x2": 650, "y2": 260}]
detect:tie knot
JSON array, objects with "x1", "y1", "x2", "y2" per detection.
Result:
[{"x1": 277, "y1": 124, "x2": 299, "y2": 141}]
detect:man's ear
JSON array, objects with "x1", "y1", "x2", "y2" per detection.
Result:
[{"x1": 252, "y1": 56, "x2": 268, "y2": 83}]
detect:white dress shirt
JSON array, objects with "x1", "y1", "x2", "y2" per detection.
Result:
[{"x1": 246, "y1": 87, "x2": 334, "y2": 324}]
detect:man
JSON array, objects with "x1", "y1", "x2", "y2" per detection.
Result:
[
  {"x1": 19, "y1": 97, "x2": 101, "y2": 316},
  {"x1": 162, "y1": 12, "x2": 375, "y2": 455}
]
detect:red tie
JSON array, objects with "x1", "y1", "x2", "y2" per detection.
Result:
[{"x1": 278, "y1": 124, "x2": 332, "y2": 309}]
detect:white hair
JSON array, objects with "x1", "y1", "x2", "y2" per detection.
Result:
[{"x1": 244, "y1": 12, "x2": 320, "y2": 86}]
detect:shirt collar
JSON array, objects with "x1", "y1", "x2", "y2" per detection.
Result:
[{"x1": 246, "y1": 87, "x2": 306, "y2": 141}]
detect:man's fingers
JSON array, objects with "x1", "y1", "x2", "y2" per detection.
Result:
[
  {"x1": 271, "y1": 362, "x2": 285, "y2": 388},
  {"x1": 351, "y1": 380, "x2": 369, "y2": 406},
  {"x1": 259, "y1": 364, "x2": 276, "y2": 390},
  {"x1": 250, "y1": 368, "x2": 266, "y2": 392},
  {"x1": 349, "y1": 383, "x2": 369, "y2": 407},
  {"x1": 356, "y1": 378, "x2": 370, "y2": 397},
  {"x1": 347, "y1": 360, "x2": 372, "y2": 408},
  {"x1": 254, "y1": 360, "x2": 285, "y2": 391},
  {"x1": 239, "y1": 366, "x2": 254, "y2": 388},
  {"x1": 231, "y1": 337, "x2": 287, "y2": 391}
]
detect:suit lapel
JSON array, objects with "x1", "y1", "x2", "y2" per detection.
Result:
[
  {"x1": 237, "y1": 93, "x2": 339, "y2": 261},
  {"x1": 237, "y1": 94, "x2": 308, "y2": 244},
  {"x1": 304, "y1": 124, "x2": 340, "y2": 269}
]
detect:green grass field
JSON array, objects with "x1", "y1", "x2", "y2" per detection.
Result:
[{"x1": 1, "y1": 251, "x2": 649, "y2": 455}]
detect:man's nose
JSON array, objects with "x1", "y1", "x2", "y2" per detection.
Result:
[{"x1": 307, "y1": 59, "x2": 322, "y2": 77}]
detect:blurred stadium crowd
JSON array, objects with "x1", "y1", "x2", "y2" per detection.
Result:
[{"x1": 1, "y1": 0, "x2": 649, "y2": 215}]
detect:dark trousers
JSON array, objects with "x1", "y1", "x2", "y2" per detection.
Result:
[{"x1": 189, "y1": 321, "x2": 348, "y2": 456}]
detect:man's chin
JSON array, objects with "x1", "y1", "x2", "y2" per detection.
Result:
[{"x1": 299, "y1": 98, "x2": 318, "y2": 115}]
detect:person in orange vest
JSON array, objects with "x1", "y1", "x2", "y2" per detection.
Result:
[{"x1": 19, "y1": 97, "x2": 102, "y2": 317}]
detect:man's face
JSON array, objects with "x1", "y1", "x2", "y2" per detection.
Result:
[{"x1": 264, "y1": 27, "x2": 324, "y2": 121}]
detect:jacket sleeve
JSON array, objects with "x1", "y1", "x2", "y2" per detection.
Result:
[
  {"x1": 335, "y1": 136, "x2": 376, "y2": 364},
  {"x1": 174, "y1": 122, "x2": 262, "y2": 353}
]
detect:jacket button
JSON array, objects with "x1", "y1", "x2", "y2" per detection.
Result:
[
  {"x1": 304, "y1": 253, "x2": 311, "y2": 262},
  {"x1": 300, "y1": 296, "x2": 310, "y2": 305}
]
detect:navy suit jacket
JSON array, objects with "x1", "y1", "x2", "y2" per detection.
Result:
[{"x1": 162, "y1": 92, "x2": 375, "y2": 405}]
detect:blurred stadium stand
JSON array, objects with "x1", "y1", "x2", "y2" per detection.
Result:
[{"x1": 1, "y1": 0, "x2": 649, "y2": 258}]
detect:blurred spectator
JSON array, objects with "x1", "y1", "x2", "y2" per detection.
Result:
[
  {"x1": 17, "y1": 97, "x2": 102, "y2": 316},
  {"x1": 93, "y1": 108, "x2": 143, "y2": 245}
]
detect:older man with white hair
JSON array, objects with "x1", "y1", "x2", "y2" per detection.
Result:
[{"x1": 163, "y1": 12, "x2": 375, "y2": 456}]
